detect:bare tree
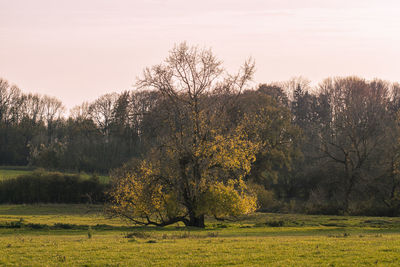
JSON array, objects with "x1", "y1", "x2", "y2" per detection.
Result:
[
  {"x1": 70, "y1": 102, "x2": 91, "y2": 121},
  {"x1": 89, "y1": 93, "x2": 118, "y2": 137},
  {"x1": 317, "y1": 77, "x2": 390, "y2": 212},
  {"x1": 20, "y1": 93, "x2": 45, "y2": 124},
  {"x1": 42, "y1": 95, "x2": 65, "y2": 143},
  {"x1": 0, "y1": 78, "x2": 23, "y2": 125}
]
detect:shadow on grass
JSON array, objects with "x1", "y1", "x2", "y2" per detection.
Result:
[
  {"x1": 0, "y1": 219, "x2": 212, "y2": 233},
  {"x1": 2, "y1": 219, "x2": 400, "y2": 240}
]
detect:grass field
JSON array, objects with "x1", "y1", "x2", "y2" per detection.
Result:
[
  {"x1": 0, "y1": 166, "x2": 109, "y2": 183},
  {"x1": 1, "y1": 205, "x2": 400, "y2": 266},
  {"x1": 0, "y1": 169, "x2": 32, "y2": 180}
]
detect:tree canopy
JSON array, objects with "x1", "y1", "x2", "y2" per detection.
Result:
[{"x1": 108, "y1": 43, "x2": 259, "y2": 227}]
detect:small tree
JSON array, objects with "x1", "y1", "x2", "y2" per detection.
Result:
[{"x1": 108, "y1": 43, "x2": 258, "y2": 227}]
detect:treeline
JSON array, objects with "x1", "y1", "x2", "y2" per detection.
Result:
[
  {"x1": 1, "y1": 76, "x2": 400, "y2": 215},
  {"x1": 0, "y1": 78, "x2": 155, "y2": 172}
]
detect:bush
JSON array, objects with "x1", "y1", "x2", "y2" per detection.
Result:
[
  {"x1": 0, "y1": 170, "x2": 108, "y2": 204},
  {"x1": 305, "y1": 187, "x2": 342, "y2": 215},
  {"x1": 248, "y1": 183, "x2": 279, "y2": 212}
]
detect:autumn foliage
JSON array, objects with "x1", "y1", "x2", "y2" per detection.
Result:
[{"x1": 107, "y1": 43, "x2": 259, "y2": 227}]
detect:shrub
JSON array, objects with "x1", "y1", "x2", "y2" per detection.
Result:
[{"x1": 247, "y1": 182, "x2": 279, "y2": 211}]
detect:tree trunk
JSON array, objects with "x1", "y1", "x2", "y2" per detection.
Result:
[
  {"x1": 185, "y1": 213, "x2": 205, "y2": 228},
  {"x1": 343, "y1": 173, "x2": 356, "y2": 214}
]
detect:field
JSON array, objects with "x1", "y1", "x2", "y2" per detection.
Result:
[
  {"x1": 0, "y1": 167, "x2": 33, "y2": 181},
  {"x1": 0, "y1": 166, "x2": 109, "y2": 183},
  {"x1": 1, "y1": 205, "x2": 400, "y2": 266}
]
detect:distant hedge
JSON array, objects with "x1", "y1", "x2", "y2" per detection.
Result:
[{"x1": 0, "y1": 171, "x2": 108, "y2": 204}]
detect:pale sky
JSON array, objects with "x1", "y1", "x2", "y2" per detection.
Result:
[{"x1": 1, "y1": 0, "x2": 400, "y2": 109}]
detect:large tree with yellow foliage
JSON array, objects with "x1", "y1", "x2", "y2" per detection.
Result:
[{"x1": 108, "y1": 43, "x2": 258, "y2": 227}]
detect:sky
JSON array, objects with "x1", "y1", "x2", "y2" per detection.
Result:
[{"x1": 1, "y1": 0, "x2": 400, "y2": 109}]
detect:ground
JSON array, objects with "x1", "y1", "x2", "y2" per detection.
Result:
[{"x1": 1, "y1": 204, "x2": 400, "y2": 266}]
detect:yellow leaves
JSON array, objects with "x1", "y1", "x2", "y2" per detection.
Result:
[
  {"x1": 163, "y1": 192, "x2": 183, "y2": 218},
  {"x1": 109, "y1": 106, "x2": 262, "y2": 225},
  {"x1": 196, "y1": 179, "x2": 257, "y2": 218},
  {"x1": 195, "y1": 127, "x2": 260, "y2": 179},
  {"x1": 109, "y1": 160, "x2": 165, "y2": 217}
]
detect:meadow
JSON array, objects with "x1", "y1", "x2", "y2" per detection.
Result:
[
  {"x1": 1, "y1": 204, "x2": 400, "y2": 266},
  {"x1": 0, "y1": 166, "x2": 34, "y2": 181}
]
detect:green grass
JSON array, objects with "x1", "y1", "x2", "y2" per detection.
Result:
[
  {"x1": 1, "y1": 204, "x2": 400, "y2": 266},
  {"x1": 0, "y1": 169, "x2": 30, "y2": 180},
  {"x1": 0, "y1": 166, "x2": 109, "y2": 183},
  {"x1": 2, "y1": 232, "x2": 400, "y2": 266},
  {"x1": 79, "y1": 173, "x2": 109, "y2": 184}
]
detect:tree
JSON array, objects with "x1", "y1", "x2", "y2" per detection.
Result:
[
  {"x1": 89, "y1": 93, "x2": 118, "y2": 137},
  {"x1": 238, "y1": 90, "x2": 302, "y2": 201},
  {"x1": 315, "y1": 77, "x2": 391, "y2": 213},
  {"x1": 42, "y1": 95, "x2": 65, "y2": 143},
  {"x1": 108, "y1": 43, "x2": 258, "y2": 227},
  {"x1": 0, "y1": 78, "x2": 23, "y2": 125}
]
